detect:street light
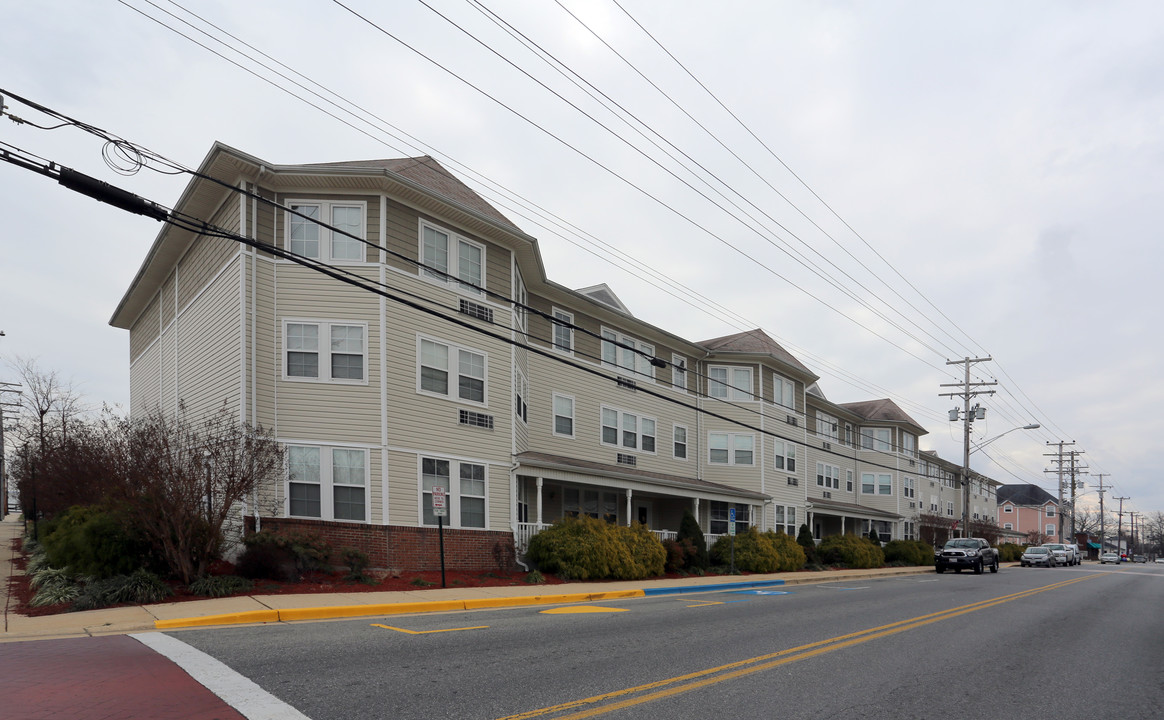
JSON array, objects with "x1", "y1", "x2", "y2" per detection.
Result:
[
  {"x1": 962, "y1": 422, "x2": 1040, "y2": 537},
  {"x1": 969, "y1": 423, "x2": 1040, "y2": 455}
]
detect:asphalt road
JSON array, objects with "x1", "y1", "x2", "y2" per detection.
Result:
[{"x1": 170, "y1": 563, "x2": 1164, "y2": 719}]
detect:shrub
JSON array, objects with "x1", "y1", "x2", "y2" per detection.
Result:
[
  {"x1": 340, "y1": 547, "x2": 371, "y2": 581},
  {"x1": 526, "y1": 516, "x2": 665, "y2": 580},
  {"x1": 236, "y1": 541, "x2": 297, "y2": 581},
  {"x1": 189, "y1": 575, "x2": 254, "y2": 598},
  {"x1": 71, "y1": 569, "x2": 171, "y2": 611},
  {"x1": 31, "y1": 582, "x2": 80, "y2": 608},
  {"x1": 30, "y1": 566, "x2": 72, "y2": 591},
  {"x1": 796, "y1": 523, "x2": 817, "y2": 564},
  {"x1": 817, "y1": 534, "x2": 885, "y2": 569},
  {"x1": 40, "y1": 505, "x2": 152, "y2": 579},
  {"x1": 677, "y1": 511, "x2": 709, "y2": 570},
  {"x1": 883, "y1": 540, "x2": 934, "y2": 566},
  {"x1": 525, "y1": 569, "x2": 545, "y2": 584},
  {"x1": 709, "y1": 527, "x2": 806, "y2": 573},
  {"x1": 240, "y1": 530, "x2": 332, "y2": 578},
  {"x1": 999, "y1": 543, "x2": 1024, "y2": 562},
  {"x1": 662, "y1": 538, "x2": 698, "y2": 573}
]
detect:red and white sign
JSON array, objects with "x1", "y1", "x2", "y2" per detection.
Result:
[{"x1": 432, "y1": 486, "x2": 447, "y2": 517}]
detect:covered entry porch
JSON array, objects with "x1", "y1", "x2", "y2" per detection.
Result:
[
  {"x1": 806, "y1": 498, "x2": 904, "y2": 543},
  {"x1": 513, "y1": 452, "x2": 769, "y2": 553}
]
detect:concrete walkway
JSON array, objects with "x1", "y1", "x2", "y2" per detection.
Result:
[{"x1": 1, "y1": 514, "x2": 935, "y2": 643}]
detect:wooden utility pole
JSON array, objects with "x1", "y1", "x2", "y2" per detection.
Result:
[
  {"x1": 939, "y1": 357, "x2": 995, "y2": 538},
  {"x1": 1094, "y1": 473, "x2": 1110, "y2": 553}
]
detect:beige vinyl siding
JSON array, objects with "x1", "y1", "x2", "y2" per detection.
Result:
[
  {"x1": 159, "y1": 329, "x2": 177, "y2": 415},
  {"x1": 253, "y1": 187, "x2": 278, "y2": 260},
  {"x1": 488, "y1": 462, "x2": 511, "y2": 532},
  {"x1": 129, "y1": 342, "x2": 160, "y2": 418},
  {"x1": 762, "y1": 366, "x2": 802, "y2": 415},
  {"x1": 382, "y1": 451, "x2": 509, "y2": 530},
  {"x1": 514, "y1": 345, "x2": 530, "y2": 453},
  {"x1": 272, "y1": 192, "x2": 380, "y2": 260},
  {"x1": 252, "y1": 256, "x2": 277, "y2": 428},
  {"x1": 273, "y1": 264, "x2": 382, "y2": 446},
  {"x1": 129, "y1": 294, "x2": 159, "y2": 363},
  {"x1": 160, "y1": 272, "x2": 176, "y2": 327},
  {"x1": 382, "y1": 197, "x2": 419, "y2": 275},
  {"x1": 525, "y1": 350, "x2": 699, "y2": 477},
  {"x1": 175, "y1": 256, "x2": 243, "y2": 421},
  {"x1": 178, "y1": 200, "x2": 239, "y2": 310}
]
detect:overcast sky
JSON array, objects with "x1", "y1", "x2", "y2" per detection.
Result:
[{"x1": 2, "y1": 1, "x2": 1160, "y2": 520}]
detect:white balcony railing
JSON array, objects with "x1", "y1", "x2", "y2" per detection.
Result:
[{"x1": 516, "y1": 523, "x2": 681, "y2": 551}]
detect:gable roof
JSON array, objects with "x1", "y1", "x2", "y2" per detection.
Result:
[
  {"x1": 997, "y1": 484, "x2": 1058, "y2": 507},
  {"x1": 303, "y1": 156, "x2": 516, "y2": 229},
  {"x1": 838, "y1": 398, "x2": 927, "y2": 435},
  {"x1": 698, "y1": 328, "x2": 816, "y2": 379},
  {"x1": 575, "y1": 283, "x2": 632, "y2": 314}
]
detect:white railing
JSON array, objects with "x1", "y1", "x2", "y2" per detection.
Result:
[
  {"x1": 652, "y1": 529, "x2": 678, "y2": 542},
  {"x1": 516, "y1": 522, "x2": 549, "y2": 552}
]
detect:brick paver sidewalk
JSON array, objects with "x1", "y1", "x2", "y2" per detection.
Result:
[{"x1": 0, "y1": 634, "x2": 245, "y2": 719}]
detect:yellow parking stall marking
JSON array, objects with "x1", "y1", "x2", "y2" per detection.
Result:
[
  {"x1": 370, "y1": 623, "x2": 489, "y2": 634},
  {"x1": 684, "y1": 600, "x2": 724, "y2": 608},
  {"x1": 540, "y1": 606, "x2": 630, "y2": 614}
]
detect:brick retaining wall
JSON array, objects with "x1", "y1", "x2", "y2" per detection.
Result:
[{"x1": 244, "y1": 518, "x2": 517, "y2": 572}]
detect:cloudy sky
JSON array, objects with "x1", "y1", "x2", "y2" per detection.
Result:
[{"x1": 2, "y1": 1, "x2": 1160, "y2": 519}]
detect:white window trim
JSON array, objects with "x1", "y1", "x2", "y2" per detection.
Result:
[
  {"x1": 817, "y1": 462, "x2": 840, "y2": 489},
  {"x1": 418, "y1": 455, "x2": 489, "y2": 530},
  {"x1": 552, "y1": 393, "x2": 575, "y2": 439},
  {"x1": 773, "y1": 374, "x2": 795, "y2": 409},
  {"x1": 672, "y1": 353, "x2": 688, "y2": 393},
  {"x1": 815, "y1": 412, "x2": 839, "y2": 440},
  {"x1": 773, "y1": 439, "x2": 796, "y2": 473},
  {"x1": 708, "y1": 365, "x2": 754, "y2": 401},
  {"x1": 416, "y1": 334, "x2": 489, "y2": 407},
  {"x1": 551, "y1": 308, "x2": 574, "y2": 355},
  {"x1": 282, "y1": 319, "x2": 369, "y2": 385},
  {"x1": 673, "y1": 423, "x2": 688, "y2": 461},
  {"x1": 285, "y1": 444, "x2": 370, "y2": 522},
  {"x1": 600, "y1": 326, "x2": 655, "y2": 382},
  {"x1": 709, "y1": 432, "x2": 755, "y2": 466},
  {"x1": 284, "y1": 199, "x2": 368, "y2": 263},
  {"x1": 600, "y1": 405, "x2": 658, "y2": 454},
  {"x1": 419, "y1": 219, "x2": 487, "y2": 296}
]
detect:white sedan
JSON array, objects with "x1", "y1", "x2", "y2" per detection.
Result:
[{"x1": 1100, "y1": 552, "x2": 1120, "y2": 564}]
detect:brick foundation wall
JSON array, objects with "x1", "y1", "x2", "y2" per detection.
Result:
[{"x1": 243, "y1": 518, "x2": 517, "y2": 572}]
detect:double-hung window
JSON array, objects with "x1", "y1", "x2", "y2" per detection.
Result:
[
  {"x1": 774, "y1": 505, "x2": 797, "y2": 535},
  {"x1": 553, "y1": 394, "x2": 574, "y2": 437},
  {"x1": 773, "y1": 375, "x2": 795, "y2": 409},
  {"x1": 903, "y1": 476, "x2": 915, "y2": 499},
  {"x1": 601, "y1": 407, "x2": 656, "y2": 453},
  {"x1": 601, "y1": 328, "x2": 655, "y2": 381},
  {"x1": 1045, "y1": 506, "x2": 1056, "y2": 518},
  {"x1": 551, "y1": 309, "x2": 573, "y2": 353},
  {"x1": 673, "y1": 425, "x2": 688, "y2": 459},
  {"x1": 421, "y1": 221, "x2": 485, "y2": 295},
  {"x1": 284, "y1": 321, "x2": 367, "y2": 383},
  {"x1": 861, "y1": 427, "x2": 893, "y2": 452},
  {"x1": 672, "y1": 354, "x2": 687, "y2": 392},
  {"x1": 287, "y1": 200, "x2": 366, "y2": 262},
  {"x1": 564, "y1": 489, "x2": 619, "y2": 523},
  {"x1": 287, "y1": 445, "x2": 368, "y2": 522},
  {"x1": 773, "y1": 439, "x2": 796, "y2": 472},
  {"x1": 709, "y1": 502, "x2": 750, "y2": 534},
  {"x1": 815, "y1": 412, "x2": 839, "y2": 440},
  {"x1": 817, "y1": 462, "x2": 840, "y2": 489},
  {"x1": 901, "y1": 433, "x2": 917, "y2": 457},
  {"x1": 860, "y1": 472, "x2": 891, "y2": 494},
  {"x1": 709, "y1": 366, "x2": 753, "y2": 400},
  {"x1": 421, "y1": 457, "x2": 487, "y2": 528},
  {"x1": 709, "y1": 432, "x2": 754, "y2": 465},
  {"x1": 418, "y1": 337, "x2": 487, "y2": 405}
]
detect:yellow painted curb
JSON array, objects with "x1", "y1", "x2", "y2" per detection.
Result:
[
  {"x1": 278, "y1": 600, "x2": 465, "y2": 622},
  {"x1": 155, "y1": 609, "x2": 279, "y2": 629},
  {"x1": 587, "y1": 590, "x2": 645, "y2": 601}
]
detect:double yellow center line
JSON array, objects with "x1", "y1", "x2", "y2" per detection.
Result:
[{"x1": 499, "y1": 574, "x2": 1098, "y2": 719}]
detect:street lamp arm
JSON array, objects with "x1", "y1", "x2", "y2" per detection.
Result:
[{"x1": 969, "y1": 423, "x2": 1040, "y2": 455}]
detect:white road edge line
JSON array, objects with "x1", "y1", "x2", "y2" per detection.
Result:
[{"x1": 131, "y1": 632, "x2": 312, "y2": 720}]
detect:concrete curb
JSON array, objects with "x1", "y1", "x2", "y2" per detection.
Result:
[{"x1": 156, "y1": 589, "x2": 648, "y2": 629}]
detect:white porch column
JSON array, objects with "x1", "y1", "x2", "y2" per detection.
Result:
[
  {"x1": 536, "y1": 477, "x2": 544, "y2": 525},
  {"x1": 626, "y1": 489, "x2": 633, "y2": 526}
]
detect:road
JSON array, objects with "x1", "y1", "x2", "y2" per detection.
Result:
[{"x1": 153, "y1": 563, "x2": 1164, "y2": 720}]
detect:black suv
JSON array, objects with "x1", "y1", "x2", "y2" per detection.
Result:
[{"x1": 935, "y1": 538, "x2": 999, "y2": 574}]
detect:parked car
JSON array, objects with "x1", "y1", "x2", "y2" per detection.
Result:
[
  {"x1": 1134, "y1": 555, "x2": 1147, "y2": 563},
  {"x1": 1020, "y1": 546, "x2": 1057, "y2": 567},
  {"x1": 935, "y1": 538, "x2": 1000, "y2": 574},
  {"x1": 1042, "y1": 543, "x2": 1078, "y2": 566},
  {"x1": 1155, "y1": 558, "x2": 1164, "y2": 564},
  {"x1": 1100, "y1": 552, "x2": 1120, "y2": 564}
]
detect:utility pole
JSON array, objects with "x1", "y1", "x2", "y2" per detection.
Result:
[
  {"x1": 1115, "y1": 497, "x2": 1130, "y2": 559},
  {"x1": 940, "y1": 357, "x2": 995, "y2": 538},
  {"x1": 1044, "y1": 442, "x2": 1082, "y2": 541},
  {"x1": 0, "y1": 381, "x2": 22, "y2": 517},
  {"x1": 1094, "y1": 473, "x2": 1110, "y2": 554}
]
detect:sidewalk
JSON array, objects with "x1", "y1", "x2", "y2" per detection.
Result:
[{"x1": 1, "y1": 514, "x2": 934, "y2": 642}]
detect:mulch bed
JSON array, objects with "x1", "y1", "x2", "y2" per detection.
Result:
[{"x1": 7, "y1": 537, "x2": 573, "y2": 617}]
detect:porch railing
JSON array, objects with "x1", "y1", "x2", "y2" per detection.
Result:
[{"x1": 516, "y1": 523, "x2": 681, "y2": 552}]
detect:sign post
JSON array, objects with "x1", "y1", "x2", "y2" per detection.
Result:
[
  {"x1": 432, "y1": 486, "x2": 447, "y2": 588},
  {"x1": 728, "y1": 507, "x2": 736, "y2": 574}
]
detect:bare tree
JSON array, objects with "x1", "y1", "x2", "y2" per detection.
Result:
[
  {"x1": 111, "y1": 404, "x2": 283, "y2": 583},
  {"x1": 919, "y1": 513, "x2": 955, "y2": 548}
]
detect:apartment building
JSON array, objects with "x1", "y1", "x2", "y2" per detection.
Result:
[{"x1": 110, "y1": 143, "x2": 988, "y2": 570}]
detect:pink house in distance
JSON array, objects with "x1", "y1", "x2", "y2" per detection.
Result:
[{"x1": 996, "y1": 484, "x2": 1060, "y2": 541}]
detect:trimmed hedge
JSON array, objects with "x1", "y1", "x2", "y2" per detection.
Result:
[
  {"x1": 883, "y1": 539, "x2": 935, "y2": 566},
  {"x1": 999, "y1": 543, "x2": 1024, "y2": 562},
  {"x1": 817, "y1": 534, "x2": 885, "y2": 569},
  {"x1": 526, "y1": 516, "x2": 665, "y2": 580},
  {"x1": 709, "y1": 527, "x2": 806, "y2": 573}
]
